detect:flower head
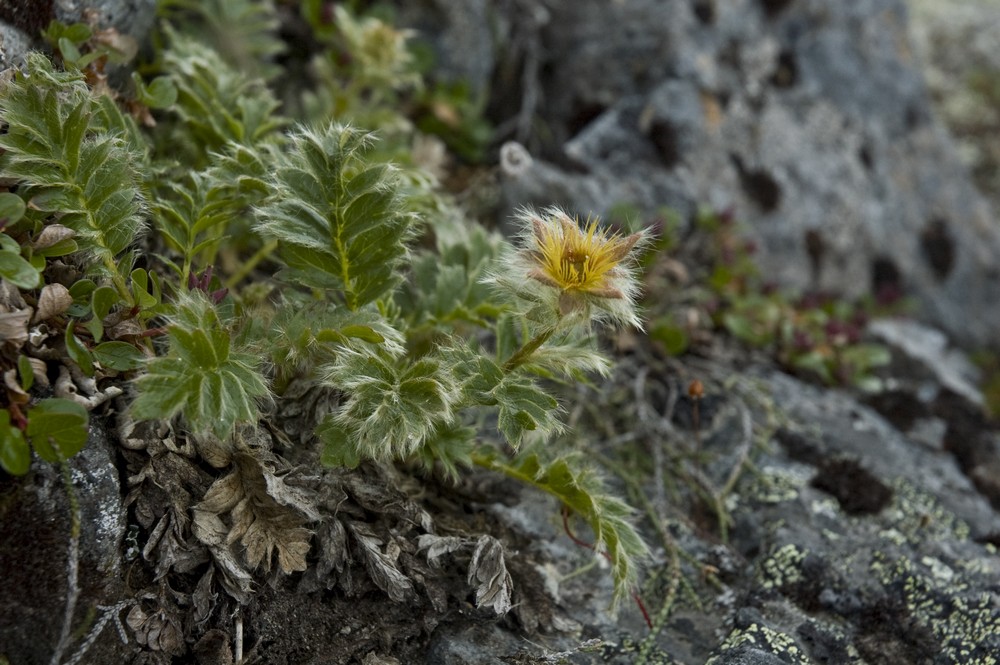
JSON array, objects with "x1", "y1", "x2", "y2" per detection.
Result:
[{"x1": 499, "y1": 207, "x2": 646, "y2": 329}]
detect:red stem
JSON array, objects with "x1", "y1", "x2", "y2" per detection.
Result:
[{"x1": 561, "y1": 506, "x2": 652, "y2": 629}]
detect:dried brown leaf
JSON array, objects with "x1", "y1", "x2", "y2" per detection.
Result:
[
  {"x1": 347, "y1": 521, "x2": 414, "y2": 602},
  {"x1": 127, "y1": 604, "x2": 185, "y2": 656},
  {"x1": 32, "y1": 283, "x2": 71, "y2": 322},
  {"x1": 192, "y1": 566, "x2": 218, "y2": 625},
  {"x1": 0, "y1": 308, "x2": 31, "y2": 347},
  {"x1": 32, "y1": 223, "x2": 74, "y2": 251},
  {"x1": 194, "y1": 451, "x2": 317, "y2": 584},
  {"x1": 467, "y1": 535, "x2": 513, "y2": 615},
  {"x1": 417, "y1": 534, "x2": 466, "y2": 568}
]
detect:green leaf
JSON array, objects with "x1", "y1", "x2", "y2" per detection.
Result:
[
  {"x1": 493, "y1": 376, "x2": 560, "y2": 447},
  {"x1": 317, "y1": 418, "x2": 361, "y2": 469},
  {"x1": 320, "y1": 351, "x2": 459, "y2": 462},
  {"x1": 841, "y1": 343, "x2": 892, "y2": 370},
  {"x1": 0, "y1": 410, "x2": 30, "y2": 475},
  {"x1": 339, "y1": 325, "x2": 386, "y2": 344},
  {"x1": 650, "y1": 320, "x2": 690, "y2": 356},
  {"x1": 58, "y1": 37, "x2": 82, "y2": 64},
  {"x1": 131, "y1": 291, "x2": 269, "y2": 439},
  {"x1": 132, "y1": 72, "x2": 178, "y2": 109},
  {"x1": 93, "y1": 341, "x2": 145, "y2": 371},
  {"x1": 474, "y1": 450, "x2": 649, "y2": 607},
  {"x1": 27, "y1": 398, "x2": 89, "y2": 463},
  {"x1": 0, "y1": 55, "x2": 145, "y2": 283},
  {"x1": 0, "y1": 193, "x2": 26, "y2": 226},
  {"x1": 18, "y1": 354, "x2": 34, "y2": 392},
  {"x1": 91, "y1": 286, "x2": 118, "y2": 320},
  {"x1": 0, "y1": 248, "x2": 41, "y2": 289},
  {"x1": 69, "y1": 279, "x2": 97, "y2": 301},
  {"x1": 257, "y1": 124, "x2": 415, "y2": 310},
  {"x1": 65, "y1": 322, "x2": 95, "y2": 376},
  {"x1": 130, "y1": 269, "x2": 158, "y2": 308}
]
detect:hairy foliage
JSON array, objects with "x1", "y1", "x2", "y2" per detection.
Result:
[
  {"x1": 157, "y1": 27, "x2": 284, "y2": 166},
  {"x1": 268, "y1": 299, "x2": 404, "y2": 380},
  {"x1": 0, "y1": 7, "x2": 654, "y2": 618},
  {"x1": 319, "y1": 351, "x2": 460, "y2": 465},
  {"x1": 257, "y1": 124, "x2": 416, "y2": 310},
  {"x1": 474, "y1": 450, "x2": 649, "y2": 607},
  {"x1": 159, "y1": 0, "x2": 284, "y2": 80},
  {"x1": 0, "y1": 54, "x2": 145, "y2": 287},
  {"x1": 131, "y1": 292, "x2": 269, "y2": 439}
]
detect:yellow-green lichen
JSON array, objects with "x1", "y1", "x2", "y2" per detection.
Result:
[
  {"x1": 872, "y1": 553, "x2": 1000, "y2": 664},
  {"x1": 759, "y1": 543, "x2": 807, "y2": 590},
  {"x1": 706, "y1": 622, "x2": 809, "y2": 665}
]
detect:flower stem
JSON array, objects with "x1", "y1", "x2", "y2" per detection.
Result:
[
  {"x1": 503, "y1": 327, "x2": 554, "y2": 372},
  {"x1": 225, "y1": 238, "x2": 279, "y2": 289}
]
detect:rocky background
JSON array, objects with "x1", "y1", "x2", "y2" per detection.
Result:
[{"x1": 2, "y1": 1, "x2": 1000, "y2": 664}]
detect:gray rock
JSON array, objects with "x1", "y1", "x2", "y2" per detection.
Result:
[
  {"x1": 488, "y1": 0, "x2": 1000, "y2": 348},
  {"x1": 0, "y1": 419, "x2": 131, "y2": 665},
  {"x1": 0, "y1": 0, "x2": 156, "y2": 68}
]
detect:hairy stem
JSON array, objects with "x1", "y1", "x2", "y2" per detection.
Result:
[
  {"x1": 502, "y1": 327, "x2": 554, "y2": 372},
  {"x1": 225, "y1": 238, "x2": 278, "y2": 289}
]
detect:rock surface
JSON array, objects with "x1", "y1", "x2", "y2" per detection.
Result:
[
  {"x1": 0, "y1": 0, "x2": 156, "y2": 68},
  {"x1": 475, "y1": 0, "x2": 1000, "y2": 349},
  {"x1": 0, "y1": 418, "x2": 131, "y2": 665}
]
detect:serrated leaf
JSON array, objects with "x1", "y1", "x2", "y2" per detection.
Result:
[
  {"x1": 257, "y1": 124, "x2": 414, "y2": 310},
  {"x1": 27, "y1": 398, "x2": 89, "y2": 463},
  {"x1": 131, "y1": 292, "x2": 268, "y2": 439},
  {"x1": 0, "y1": 410, "x2": 30, "y2": 475},
  {"x1": 320, "y1": 351, "x2": 459, "y2": 462},
  {"x1": 0, "y1": 55, "x2": 146, "y2": 282},
  {"x1": 493, "y1": 376, "x2": 560, "y2": 447},
  {"x1": 93, "y1": 341, "x2": 145, "y2": 371},
  {"x1": 317, "y1": 418, "x2": 362, "y2": 469},
  {"x1": 193, "y1": 451, "x2": 314, "y2": 579},
  {"x1": 475, "y1": 450, "x2": 649, "y2": 607}
]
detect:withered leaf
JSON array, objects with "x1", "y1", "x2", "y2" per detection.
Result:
[
  {"x1": 467, "y1": 535, "x2": 513, "y2": 615},
  {"x1": 347, "y1": 521, "x2": 414, "y2": 602},
  {"x1": 417, "y1": 534, "x2": 465, "y2": 568},
  {"x1": 32, "y1": 283, "x2": 72, "y2": 322},
  {"x1": 194, "y1": 451, "x2": 317, "y2": 584},
  {"x1": 192, "y1": 566, "x2": 218, "y2": 626},
  {"x1": 32, "y1": 223, "x2": 75, "y2": 250},
  {"x1": 127, "y1": 604, "x2": 185, "y2": 656},
  {"x1": 0, "y1": 308, "x2": 31, "y2": 346}
]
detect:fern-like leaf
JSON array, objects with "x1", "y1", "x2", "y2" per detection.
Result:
[
  {"x1": 158, "y1": 27, "x2": 284, "y2": 166},
  {"x1": 0, "y1": 54, "x2": 145, "y2": 284},
  {"x1": 131, "y1": 292, "x2": 269, "y2": 439},
  {"x1": 474, "y1": 450, "x2": 649, "y2": 607},
  {"x1": 257, "y1": 124, "x2": 416, "y2": 310},
  {"x1": 319, "y1": 350, "x2": 459, "y2": 465},
  {"x1": 152, "y1": 171, "x2": 240, "y2": 279},
  {"x1": 159, "y1": 0, "x2": 284, "y2": 80}
]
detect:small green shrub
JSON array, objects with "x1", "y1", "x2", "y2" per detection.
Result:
[{"x1": 0, "y1": 5, "x2": 649, "y2": 610}]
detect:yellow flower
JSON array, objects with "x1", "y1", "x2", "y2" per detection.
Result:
[
  {"x1": 490, "y1": 207, "x2": 645, "y2": 330},
  {"x1": 527, "y1": 210, "x2": 642, "y2": 299}
]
